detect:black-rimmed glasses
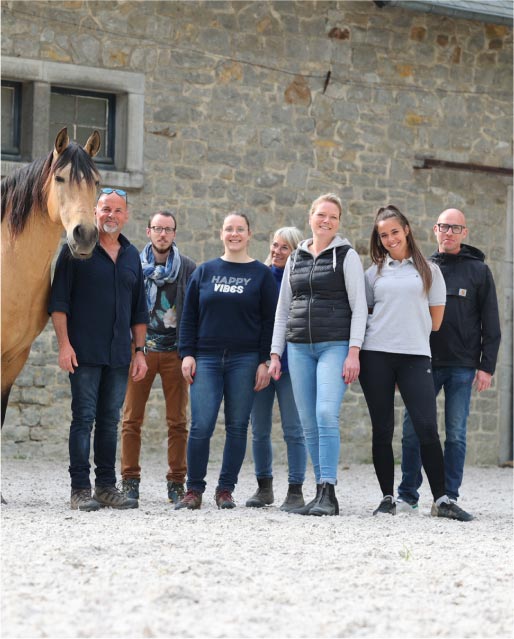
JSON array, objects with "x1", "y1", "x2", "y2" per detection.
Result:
[
  {"x1": 436, "y1": 223, "x2": 466, "y2": 234},
  {"x1": 149, "y1": 226, "x2": 175, "y2": 234}
]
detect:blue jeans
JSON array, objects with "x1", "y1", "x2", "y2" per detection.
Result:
[
  {"x1": 250, "y1": 371, "x2": 307, "y2": 485},
  {"x1": 187, "y1": 351, "x2": 259, "y2": 493},
  {"x1": 398, "y1": 366, "x2": 475, "y2": 503},
  {"x1": 287, "y1": 341, "x2": 349, "y2": 485},
  {"x1": 68, "y1": 364, "x2": 129, "y2": 489}
]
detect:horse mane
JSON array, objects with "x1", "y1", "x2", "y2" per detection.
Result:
[{"x1": 1, "y1": 142, "x2": 99, "y2": 237}]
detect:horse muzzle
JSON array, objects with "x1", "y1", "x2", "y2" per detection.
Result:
[{"x1": 68, "y1": 224, "x2": 98, "y2": 259}]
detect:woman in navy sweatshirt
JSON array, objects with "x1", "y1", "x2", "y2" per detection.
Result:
[
  {"x1": 176, "y1": 213, "x2": 278, "y2": 510},
  {"x1": 246, "y1": 227, "x2": 307, "y2": 512}
]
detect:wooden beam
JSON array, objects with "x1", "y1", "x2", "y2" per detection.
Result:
[{"x1": 413, "y1": 156, "x2": 513, "y2": 176}]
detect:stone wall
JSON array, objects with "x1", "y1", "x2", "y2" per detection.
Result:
[{"x1": 1, "y1": 1, "x2": 512, "y2": 465}]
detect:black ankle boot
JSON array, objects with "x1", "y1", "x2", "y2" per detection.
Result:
[
  {"x1": 310, "y1": 482, "x2": 339, "y2": 516},
  {"x1": 279, "y1": 484, "x2": 304, "y2": 512},
  {"x1": 245, "y1": 477, "x2": 274, "y2": 507},
  {"x1": 289, "y1": 484, "x2": 322, "y2": 515}
]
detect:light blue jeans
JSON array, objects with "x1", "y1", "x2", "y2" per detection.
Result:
[
  {"x1": 398, "y1": 366, "x2": 475, "y2": 503},
  {"x1": 250, "y1": 371, "x2": 307, "y2": 485},
  {"x1": 287, "y1": 341, "x2": 349, "y2": 485}
]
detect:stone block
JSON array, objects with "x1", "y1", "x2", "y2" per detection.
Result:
[
  {"x1": 286, "y1": 164, "x2": 309, "y2": 189},
  {"x1": 255, "y1": 172, "x2": 284, "y2": 188}
]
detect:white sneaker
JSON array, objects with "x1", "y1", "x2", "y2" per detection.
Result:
[{"x1": 396, "y1": 498, "x2": 419, "y2": 515}]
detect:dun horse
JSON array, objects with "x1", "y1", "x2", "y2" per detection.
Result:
[{"x1": 1, "y1": 128, "x2": 101, "y2": 435}]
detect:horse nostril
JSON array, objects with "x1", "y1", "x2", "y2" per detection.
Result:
[{"x1": 73, "y1": 225, "x2": 98, "y2": 245}]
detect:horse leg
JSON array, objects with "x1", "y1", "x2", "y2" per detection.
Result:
[
  {"x1": 1, "y1": 385, "x2": 12, "y2": 428},
  {"x1": 1, "y1": 386, "x2": 11, "y2": 504}
]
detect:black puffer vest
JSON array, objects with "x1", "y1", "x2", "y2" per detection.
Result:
[{"x1": 286, "y1": 244, "x2": 352, "y2": 343}]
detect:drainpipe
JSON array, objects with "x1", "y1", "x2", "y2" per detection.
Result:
[{"x1": 499, "y1": 186, "x2": 513, "y2": 464}]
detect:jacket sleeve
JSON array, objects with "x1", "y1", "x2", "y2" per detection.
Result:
[
  {"x1": 270, "y1": 257, "x2": 293, "y2": 357},
  {"x1": 343, "y1": 249, "x2": 368, "y2": 349},
  {"x1": 178, "y1": 268, "x2": 201, "y2": 359},
  {"x1": 259, "y1": 267, "x2": 279, "y2": 363},
  {"x1": 131, "y1": 254, "x2": 150, "y2": 326},
  {"x1": 48, "y1": 244, "x2": 73, "y2": 316},
  {"x1": 478, "y1": 265, "x2": 501, "y2": 374}
]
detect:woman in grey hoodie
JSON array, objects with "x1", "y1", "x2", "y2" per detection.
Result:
[{"x1": 269, "y1": 193, "x2": 367, "y2": 516}]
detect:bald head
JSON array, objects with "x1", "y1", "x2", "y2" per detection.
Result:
[{"x1": 434, "y1": 208, "x2": 468, "y2": 255}]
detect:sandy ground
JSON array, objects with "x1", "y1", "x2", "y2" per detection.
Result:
[{"x1": 1, "y1": 451, "x2": 512, "y2": 639}]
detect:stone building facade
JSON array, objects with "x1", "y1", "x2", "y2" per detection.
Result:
[{"x1": 1, "y1": 1, "x2": 512, "y2": 466}]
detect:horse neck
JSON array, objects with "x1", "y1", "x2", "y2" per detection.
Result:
[{"x1": 3, "y1": 210, "x2": 64, "y2": 282}]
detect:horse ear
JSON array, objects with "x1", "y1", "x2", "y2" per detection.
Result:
[
  {"x1": 54, "y1": 128, "x2": 69, "y2": 157},
  {"x1": 84, "y1": 131, "x2": 101, "y2": 158}
]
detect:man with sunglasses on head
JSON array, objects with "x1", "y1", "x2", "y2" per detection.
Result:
[
  {"x1": 397, "y1": 208, "x2": 501, "y2": 516},
  {"x1": 49, "y1": 187, "x2": 149, "y2": 512},
  {"x1": 120, "y1": 210, "x2": 196, "y2": 505}
]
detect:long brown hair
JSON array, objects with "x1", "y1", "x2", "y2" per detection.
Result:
[{"x1": 370, "y1": 205, "x2": 432, "y2": 294}]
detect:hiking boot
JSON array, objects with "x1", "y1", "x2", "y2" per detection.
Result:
[
  {"x1": 280, "y1": 484, "x2": 304, "y2": 512},
  {"x1": 121, "y1": 478, "x2": 140, "y2": 500},
  {"x1": 93, "y1": 485, "x2": 138, "y2": 510},
  {"x1": 215, "y1": 488, "x2": 236, "y2": 509},
  {"x1": 175, "y1": 489, "x2": 202, "y2": 510},
  {"x1": 310, "y1": 482, "x2": 339, "y2": 516},
  {"x1": 373, "y1": 495, "x2": 396, "y2": 516},
  {"x1": 396, "y1": 498, "x2": 419, "y2": 515},
  {"x1": 290, "y1": 484, "x2": 322, "y2": 515},
  {"x1": 167, "y1": 481, "x2": 185, "y2": 504},
  {"x1": 70, "y1": 488, "x2": 101, "y2": 512},
  {"x1": 246, "y1": 477, "x2": 274, "y2": 508},
  {"x1": 431, "y1": 500, "x2": 473, "y2": 522}
]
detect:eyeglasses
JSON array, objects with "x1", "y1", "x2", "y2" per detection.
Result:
[
  {"x1": 271, "y1": 242, "x2": 291, "y2": 253},
  {"x1": 98, "y1": 188, "x2": 127, "y2": 201},
  {"x1": 436, "y1": 223, "x2": 466, "y2": 234},
  {"x1": 149, "y1": 226, "x2": 175, "y2": 234}
]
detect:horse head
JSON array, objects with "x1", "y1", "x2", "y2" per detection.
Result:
[{"x1": 46, "y1": 128, "x2": 101, "y2": 259}]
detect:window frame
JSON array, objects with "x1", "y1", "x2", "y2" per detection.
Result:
[
  {"x1": 1, "y1": 80, "x2": 22, "y2": 159},
  {"x1": 50, "y1": 86, "x2": 116, "y2": 167},
  {"x1": 0, "y1": 57, "x2": 145, "y2": 188}
]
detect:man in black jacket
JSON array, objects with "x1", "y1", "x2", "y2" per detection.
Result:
[{"x1": 397, "y1": 208, "x2": 501, "y2": 513}]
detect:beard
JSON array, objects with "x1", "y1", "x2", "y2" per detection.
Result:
[{"x1": 152, "y1": 241, "x2": 172, "y2": 255}]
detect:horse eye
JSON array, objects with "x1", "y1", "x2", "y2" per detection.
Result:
[
  {"x1": 55, "y1": 176, "x2": 65, "y2": 183},
  {"x1": 95, "y1": 180, "x2": 100, "y2": 187}
]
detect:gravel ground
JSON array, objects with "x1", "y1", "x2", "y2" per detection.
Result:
[{"x1": 1, "y1": 453, "x2": 512, "y2": 639}]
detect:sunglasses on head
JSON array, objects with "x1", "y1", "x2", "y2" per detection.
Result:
[{"x1": 98, "y1": 188, "x2": 127, "y2": 202}]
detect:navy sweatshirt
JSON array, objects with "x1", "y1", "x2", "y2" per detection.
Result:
[{"x1": 179, "y1": 258, "x2": 278, "y2": 363}]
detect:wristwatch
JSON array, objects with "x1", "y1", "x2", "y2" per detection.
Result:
[{"x1": 135, "y1": 346, "x2": 147, "y2": 355}]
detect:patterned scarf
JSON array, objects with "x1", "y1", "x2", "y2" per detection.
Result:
[{"x1": 140, "y1": 242, "x2": 182, "y2": 312}]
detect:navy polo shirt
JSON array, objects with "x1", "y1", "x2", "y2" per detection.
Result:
[{"x1": 49, "y1": 234, "x2": 149, "y2": 367}]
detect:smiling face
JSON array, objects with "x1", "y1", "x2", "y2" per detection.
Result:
[
  {"x1": 95, "y1": 192, "x2": 128, "y2": 235},
  {"x1": 377, "y1": 217, "x2": 410, "y2": 261},
  {"x1": 309, "y1": 200, "x2": 340, "y2": 243},
  {"x1": 220, "y1": 214, "x2": 251, "y2": 255},
  {"x1": 434, "y1": 208, "x2": 467, "y2": 255},
  {"x1": 270, "y1": 234, "x2": 292, "y2": 268}
]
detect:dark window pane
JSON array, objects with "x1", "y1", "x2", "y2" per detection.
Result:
[{"x1": 1, "y1": 82, "x2": 21, "y2": 156}]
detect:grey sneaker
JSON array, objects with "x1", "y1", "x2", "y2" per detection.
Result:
[
  {"x1": 70, "y1": 488, "x2": 101, "y2": 512},
  {"x1": 94, "y1": 485, "x2": 138, "y2": 510},
  {"x1": 431, "y1": 500, "x2": 473, "y2": 522},
  {"x1": 167, "y1": 481, "x2": 185, "y2": 504},
  {"x1": 121, "y1": 478, "x2": 140, "y2": 500},
  {"x1": 396, "y1": 498, "x2": 419, "y2": 515},
  {"x1": 373, "y1": 495, "x2": 396, "y2": 516}
]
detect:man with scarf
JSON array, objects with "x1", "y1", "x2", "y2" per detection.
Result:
[{"x1": 120, "y1": 210, "x2": 196, "y2": 504}]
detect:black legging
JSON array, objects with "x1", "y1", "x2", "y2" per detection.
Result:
[{"x1": 359, "y1": 350, "x2": 446, "y2": 501}]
